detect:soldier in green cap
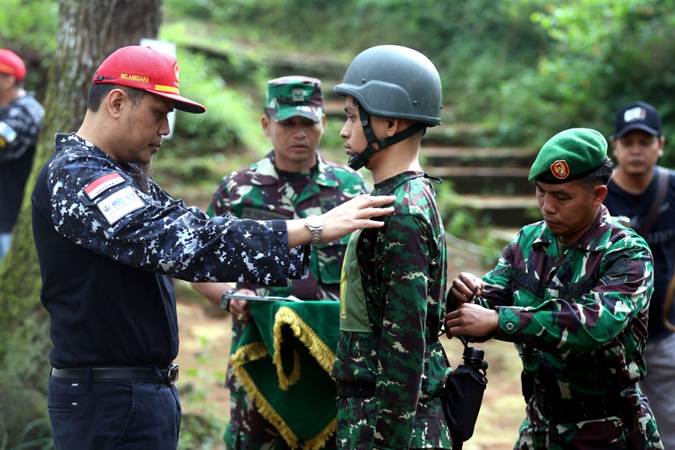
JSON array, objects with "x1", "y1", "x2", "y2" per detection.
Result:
[
  {"x1": 193, "y1": 75, "x2": 366, "y2": 449},
  {"x1": 445, "y1": 128, "x2": 663, "y2": 449}
]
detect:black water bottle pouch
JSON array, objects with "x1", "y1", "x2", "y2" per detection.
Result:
[
  {"x1": 441, "y1": 364, "x2": 487, "y2": 441},
  {"x1": 440, "y1": 337, "x2": 488, "y2": 445}
]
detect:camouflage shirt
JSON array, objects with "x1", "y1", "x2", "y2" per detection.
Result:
[
  {"x1": 209, "y1": 150, "x2": 366, "y2": 299},
  {"x1": 333, "y1": 171, "x2": 450, "y2": 450},
  {"x1": 477, "y1": 206, "x2": 662, "y2": 448},
  {"x1": 0, "y1": 93, "x2": 44, "y2": 231}
]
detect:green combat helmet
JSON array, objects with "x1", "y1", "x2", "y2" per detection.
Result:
[
  {"x1": 334, "y1": 45, "x2": 442, "y2": 170},
  {"x1": 265, "y1": 75, "x2": 324, "y2": 122}
]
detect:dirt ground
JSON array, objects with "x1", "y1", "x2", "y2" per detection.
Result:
[{"x1": 174, "y1": 239, "x2": 525, "y2": 450}]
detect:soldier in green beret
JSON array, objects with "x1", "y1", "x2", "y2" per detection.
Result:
[
  {"x1": 193, "y1": 75, "x2": 366, "y2": 449},
  {"x1": 445, "y1": 128, "x2": 663, "y2": 449}
]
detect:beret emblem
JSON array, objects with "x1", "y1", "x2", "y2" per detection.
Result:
[{"x1": 550, "y1": 160, "x2": 570, "y2": 180}]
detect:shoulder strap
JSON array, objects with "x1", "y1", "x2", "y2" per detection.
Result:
[
  {"x1": 637, "y1": 167, "x2": 669, "y2": 235},
  {"x1": 663, "y1": 277, "x2": 675, "y2": 332}
]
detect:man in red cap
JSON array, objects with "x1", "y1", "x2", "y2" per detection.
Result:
[
  {"x1": 0, "y1": 48, "x2": 44, "y2": 262},
  {"x1": 31, "y1": 45, "x2": 393, "y2": 450}
]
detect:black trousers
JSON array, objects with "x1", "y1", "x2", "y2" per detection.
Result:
[{"x1": 48, "y1": 375, "x2": 181, "y2": 450}]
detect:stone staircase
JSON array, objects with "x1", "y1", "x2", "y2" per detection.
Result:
[{"x1": 422, "y1": 131, "x2": 539, "y2": 230}]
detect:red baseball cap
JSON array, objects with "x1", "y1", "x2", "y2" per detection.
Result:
[
  {"x1": 0, "y1": 49, "x2": 27, "y2": 81},
  {"x1": 92, "y1": 45, "x2": 206, "y2": 114}
]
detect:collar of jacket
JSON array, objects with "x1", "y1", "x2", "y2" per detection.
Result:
[
  {"x1": 249, "y1": 150, "x2": 340, "y2": 188},
  {"x1": 532, "y1": 205, "x2": 613, "y2": 252}
]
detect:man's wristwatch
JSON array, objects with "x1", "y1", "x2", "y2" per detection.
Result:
[
  {"x1": 219, "y1": 287, "x2": 238, "y2": 312},
  {"x1": 304, "y1": 215, "x2": 325, "y2": 245}
]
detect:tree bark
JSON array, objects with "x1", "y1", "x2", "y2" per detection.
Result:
[{"x1": 0, "y1": 0, "x2": 161, "y2": 444}]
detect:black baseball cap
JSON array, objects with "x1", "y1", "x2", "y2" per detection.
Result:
[{"x1": 614, "y1": 101, "x2": 661, "y2": 138}]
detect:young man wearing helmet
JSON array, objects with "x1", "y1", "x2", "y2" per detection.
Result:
[{"x1": 332, "y1": 45, "x2": 452, "y2": 450}]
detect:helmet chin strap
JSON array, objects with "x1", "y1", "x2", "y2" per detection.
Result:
[{"x1": 348, "y1": 103, "x2": 427, "y2": 171}]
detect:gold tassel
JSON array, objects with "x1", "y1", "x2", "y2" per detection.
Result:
[
  {"x1": 273, "y1": 306, "x2": 336, "y2": 382},
  {"x1": 230, "y1": 342, "x2": 300, "y2": 448},
  {"x1": 303, "y1": 418, "x2": 337, "y2": 450}
]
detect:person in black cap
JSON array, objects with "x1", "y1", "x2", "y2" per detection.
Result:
[{"x1": 604, "y1": 101, "x2": 675, "y2": 449}]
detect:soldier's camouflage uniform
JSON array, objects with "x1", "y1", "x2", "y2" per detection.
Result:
[
  {"x1": 333, "y1": 171, "x2": 452, "y2": 450},
  {"x1": 475, "y1": 206, "x2": 663, "y2": 449},
  {"x1": 209, "y1": 151, "x2": 366, "y2": 450}
]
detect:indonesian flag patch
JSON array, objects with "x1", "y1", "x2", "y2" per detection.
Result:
[{"x1": 84, "y1": 173, "x2": 125, "y2": 200}]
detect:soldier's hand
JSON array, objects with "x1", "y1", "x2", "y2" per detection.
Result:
[
  {"x1": 230, "y1": 289, "x2": 255, "y2": 323},
  {"x1": 450, "y1": 272, "x2": 484, "y2": 304},
  {"x1": 445, "y1": 303, "x2": 498, "y2": 338}
]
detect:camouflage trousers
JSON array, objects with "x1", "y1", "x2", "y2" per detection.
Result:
[
  {"x1": 514, "y1": 394, "x2": 663, "y2": 450},
  {"x1": 336, "y1": 396, "x2": 452, "y2": 449},
  {"x1": 223, "y1": 342, "x2": 337, "y2": 449}
]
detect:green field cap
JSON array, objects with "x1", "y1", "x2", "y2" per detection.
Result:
[
  {"x1": 529, "y1": 128, "x2": 608, "y2": 184},
  {"x1": 265, "y1": 75, "x2": 324, "y2": 122}
]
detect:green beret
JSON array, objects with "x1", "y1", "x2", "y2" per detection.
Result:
[{"x1": 528, "y1": 128, "x2": 608, "y2": 184}]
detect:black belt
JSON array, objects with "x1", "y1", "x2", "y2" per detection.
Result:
[
  {"x1": 337, "y1": 381, "x2": 375, "y2": 398},
  {"x1": 50, "y1": 363, "x2": 179, "y2": 385}
]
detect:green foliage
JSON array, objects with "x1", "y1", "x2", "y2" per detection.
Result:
[
  {"x1": 435, "y1": 183, "x2": 502, "y2": 265},
  {"x1": 163, "y1": 0, "x2": 549, "y2": 132},
  {"x1": 0, "y1": 0, "x2": 58, "y2": 53},
  {"x1": 178, "y1": 413, "x2": 223, "y2": 450},
  {"x1": 498, "y1": 0, "x2": 675, "y2": 156},
  {"x1": 160, "y1": 21, "x2": 268, "y2": 86},
  {"x1": 0, "y1": 0, "x2": 57, "y2": 98},
  {"x1": 0, "y1": 382, "x2": 51, "y2": 450},
  {"x1": 161, "y1": 49, "x2": 268, "y2": 158}
]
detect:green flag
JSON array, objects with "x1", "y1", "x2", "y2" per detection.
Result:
[{"x1": 229, "y1": 300, "x2": 339, "y2": 449}]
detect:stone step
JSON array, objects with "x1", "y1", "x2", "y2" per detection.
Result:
[
  {"x1": 324, "y1": 98, "x2": 345, "y2": 118},
  {"x1": 422, "y1": 146, "x2": 534, "y2": 167},
  {"x1": 429, "y1": 166, "x2": 534, "y2": 195},
  {"x1": 491, "y1": 226, "x2": 523, "y2": 244},
  {"x1": 424, "y1": 123, "x2": 498, "y2": 147},
  {"x1": 453, "y1": 194, "x2": 539, "y2": 228},
  {"x1": 265, "y1": 55, "x2": 348, "y2": 81}
]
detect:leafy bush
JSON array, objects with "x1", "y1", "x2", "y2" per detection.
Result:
[
  {"x1": 0, "y1": 0, "x2": 58, "y2": 99},
  {"x1": 497, "y1": 0, "x2": 675, "y2": 156},
  {"x1": 160, "y1": 49, "x2": 268, "y2": 158}
]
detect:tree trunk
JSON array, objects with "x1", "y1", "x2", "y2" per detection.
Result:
[{"x1": 0, "y1": 0, "x2": 161, "y2": 445}]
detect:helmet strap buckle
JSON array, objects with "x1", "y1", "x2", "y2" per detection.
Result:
[{"x1": 349, "y1": 102, "x2": 427, "y2": 171}]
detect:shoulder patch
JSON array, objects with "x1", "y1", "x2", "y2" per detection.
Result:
[
  {"x1": 0, "y1": 121, "x2": 17, "y2": 147},
  {"x1": 84, "y1": 173, "x2": 125, "y2": 199},
  {"x1": 96, "y1": 185, "x2": 145, "y2": 225}
]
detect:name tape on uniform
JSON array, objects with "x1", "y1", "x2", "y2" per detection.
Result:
[
  {"x1": 96, "y1": 186, "x2": 145, "y2": 225},
  {"x1": 84, "y1": 173, "x2": 125, "y2": 200}
]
